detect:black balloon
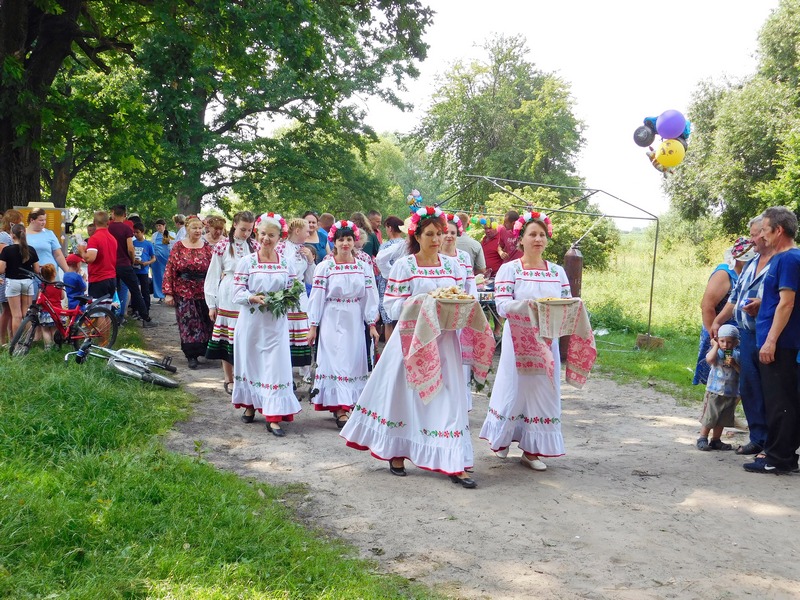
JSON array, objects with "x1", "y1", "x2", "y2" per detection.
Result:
[{"x1": 633, "y1": 125, "x2": 656, "y2": 147}]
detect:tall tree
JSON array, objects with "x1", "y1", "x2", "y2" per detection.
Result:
[
  {"x1": 0, "y1": 0, "x2": 146, "y2": 211},
  {"x1": 413, "y1": 34, "x2": 585, "y2": 203}
]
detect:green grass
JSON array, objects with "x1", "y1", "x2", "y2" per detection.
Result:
[
  {"x1": 581, "y1": 230, "x2": 710, "y2": 403},
  {"x1": 0, "y1": 327, "x2": 438, "y2": 599}
]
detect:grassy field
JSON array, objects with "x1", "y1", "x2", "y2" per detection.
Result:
[
  {"x1": 0, "y1": 327, "x2": 438, "y2": 599},
  {"x1": 581, "y1": 229, "x2": 714, "y2": 403}
]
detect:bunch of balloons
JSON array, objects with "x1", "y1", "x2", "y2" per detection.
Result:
[
  {"x1": 633, "y1": 109, "x2": 691, "y2": 176},
  {"x1": 406, "y1": 189, "x2": 423, "y2": 213},
  {"x1": 469, "y1": 215, "x2": 498, "y2": 230}
]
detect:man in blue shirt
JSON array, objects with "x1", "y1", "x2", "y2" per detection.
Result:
[
  {"x1": 746, "y1": 206, "x2": 800, "y2": 474},
  {"x1": 132, "y1": 222, "x2": 156, "y2": 317}
]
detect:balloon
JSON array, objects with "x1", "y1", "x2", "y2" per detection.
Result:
[
  {"x1": 656, "y1": 110, "x2": 687, "y2": 140},
  {"x1": 655, "y1": 139, "x2": 685, "y2": 168},
  {"x1": 633, "y1": 125, "x2": 656, "y2": 147},
  {"x1": 479, "y1": 218, "x2": 486, "y2": 225}
]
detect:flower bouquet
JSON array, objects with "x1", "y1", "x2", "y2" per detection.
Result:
[{"x1": 250, "y1": 279, "x2": 305, "y2": 317}]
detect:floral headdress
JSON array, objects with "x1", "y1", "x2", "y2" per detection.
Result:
[
  {"x1": 445, "y1": 213, "x2": 464, "y2": 236},
  {"x1": 328, "y1": 219, "x2": 360, "y2": 242},
  {"x1": 408, "y1": 205, "x2": 445, "y2": 236},
  {"x1": 513, "y1": 210, "x2": 553, "y2": 238},
  {"x1": 255, "y1": 212, "x2": 288, "y2": 238}
]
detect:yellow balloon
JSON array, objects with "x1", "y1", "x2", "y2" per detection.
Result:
[{"x1": 655, "y1": 139, "x2": 686, "y2": 168}]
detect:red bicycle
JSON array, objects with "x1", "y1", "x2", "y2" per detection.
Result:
[{"x1": 9, "y1": 270, "x2": 119, "y2": 357}]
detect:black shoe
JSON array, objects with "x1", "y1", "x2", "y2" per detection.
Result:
[
  {"x1": 389, "y1": 462, "x2": 406, "y2": 476},
  {"x1": 241, "y1": 411, "x2": 255, "y2": 424},
  {"x1": 187, "y1": 357, "x2": 199, "y2": 369},
  {"x1": 736, "y1": 442, "x2": 763, "y2": 455},
  {"x1": 449, "y1": 474, "x2": 477, "y2": 489},
  {"x1": 709, "y1": 438, "x2": 733, "y2": 451},
  {"x1": 743, "y1": 456, "x2": 795, "y2": 474},
  {"x1": 268, "y1": 423, "x2": 285, "y2": 437}
]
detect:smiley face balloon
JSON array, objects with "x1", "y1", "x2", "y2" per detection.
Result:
[{"x1": 655, "y1": 139, "x2": 686, "y2": 168}]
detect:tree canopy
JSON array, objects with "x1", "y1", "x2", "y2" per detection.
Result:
[
  {"x1": 412, "y1": 34, "x2": 585, "y2": 204},
  {"x1": 665, "y1": 0, "x2": 800, "y2": 232}
]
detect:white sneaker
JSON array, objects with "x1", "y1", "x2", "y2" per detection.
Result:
[
  {"x1": 495, "y1": 447, "x2": 509, "y2": 459},
  {"x1": 520, "y1": 455, "x2": 547, "y2": 471}
]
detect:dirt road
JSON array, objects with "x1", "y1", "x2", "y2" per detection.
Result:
[{"x1": 144, "y1": 302, "x2": 800, "y2": 600}]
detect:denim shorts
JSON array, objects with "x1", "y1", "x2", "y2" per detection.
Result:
[{"x1": 4, "y1": 278, "x2": 34, "y2": 298}]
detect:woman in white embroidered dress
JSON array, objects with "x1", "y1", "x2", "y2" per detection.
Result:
[
  {"x1": 277, "y1": 218, "x2": 316, "y2": 381},
  {"x1": 441, "y1": 213, "x2": 478, "y2": 411},
  {"x1": 307, "y1": 220, "x2": 379, "y2": 429},
  {"x1": 231, "y1": 213, "x2": 301, "y2": 437},
  {"x1": 340, "y1": 207, "x2": 477, "y2": 488},
  {"x1": 479, "y1": 212, "x2": 571, "y2": 471},
  {"x1": 204, "y1": 211, "x2": 257, "y2": 395}
]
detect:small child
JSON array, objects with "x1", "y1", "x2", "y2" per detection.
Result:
[
  {"x1": 38, "y1": 264, "x2": 65, "y2": 350},
  {"x1": 697, "y1": 324, "x2": 740, "y2": 451},
  {"x1": 63, "y1": 253, "x2": 87, "y2": 310}
]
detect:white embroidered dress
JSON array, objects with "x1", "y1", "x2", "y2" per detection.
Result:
[
  {"x1": 445, "y1": 248, "x2": 477, "y2": 410},
  {"x1": 479, "y1": 259, "x2": 572, "y2": 456},
  {"x1": 231, "y1": 252, "x2": 301, "y2": 420},
  {"x1": 307, "y1": 258, "x2": 379, "y2": 411},
  {"x1": 278, "y1": 239, "x2": 315, "y2": 370},
  {"x1": 204, "y1": 238, "x2": 255, "y2": 362},
  {"x1": 340, "y1": 254, "x2": 474, "y2": 475}
]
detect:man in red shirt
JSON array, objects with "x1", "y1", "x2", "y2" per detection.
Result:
[
  {"x1": 109, "y1": 204, "x2": 154, "y2": 325},
  {"x1": 78, "y1": 210, "x2": 117, "y2": 299},
  {"x1": 497, "y1": 210, "x2": 523, "y2": 264}
]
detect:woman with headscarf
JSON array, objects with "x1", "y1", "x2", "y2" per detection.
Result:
[{"x1": 692, "y1": 237, "x2": 755, "y2": 386}]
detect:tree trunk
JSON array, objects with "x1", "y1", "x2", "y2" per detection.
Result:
[
  {"x1": 0, "y1": 1, "x2": 83, "y2": 212},
  {"x1": 47, "y1": 155, "x2": 72, "y2": 208}
]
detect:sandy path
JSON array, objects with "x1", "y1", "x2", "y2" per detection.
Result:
[{"x1": 143, "y1": 302, "x2": 800, "y2": 600}]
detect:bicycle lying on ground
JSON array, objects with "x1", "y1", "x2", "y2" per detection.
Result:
[
  {"x1": 65, "y1": 339, "x2": 180, "y2": 388},
  {"x1": 9, "y1": 270, "x2": 118, "y2": 357}
]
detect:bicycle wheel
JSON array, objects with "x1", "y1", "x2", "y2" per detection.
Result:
[
  {"x1": 9, "y1": 316, "x2": 39, "y2": 357},
  {"x1": 107, "y1": 359, "x2": 179, "y2": 388},
  {"x1": 72, "y1": 306, "x2": 118, "y2": 349}
]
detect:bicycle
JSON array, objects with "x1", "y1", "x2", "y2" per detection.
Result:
[
  {"x1": 9, "y1": 269, "x2": 119, "y2": 357},
  {"x1": 65, "y1": 339, "x2": 179, "y2": 388}
]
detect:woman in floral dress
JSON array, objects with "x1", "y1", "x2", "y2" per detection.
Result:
[
  {"x1": 479, "y1": 212, "x2": 571, "y2": 471},
  {"x1": 163, "y1": 216, "x2": 213, "y2": 369},
  {"x1": 231, "y1": 213, "x2": 301, "y2": 437},
  {"x1": 204, "y1": 211, "x2": 257, "y2": 394},
  {"x1": 307, "y1": 220, "x2": 379, "y2": 429},
  {"x1": 340, "y1": 207, "x2": 477, "y2": 488}
]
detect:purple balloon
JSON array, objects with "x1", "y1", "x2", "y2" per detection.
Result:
[{"x1": 656, "y1": 110, "x2": 687, "y2": 140}]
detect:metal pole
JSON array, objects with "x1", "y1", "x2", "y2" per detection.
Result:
[{"x1": 646, "y1": 217, "x2": 660, "y2": 338}]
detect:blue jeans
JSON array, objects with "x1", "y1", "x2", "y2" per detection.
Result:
[{"x1": 739, "y1": 328, "x2": 768, "y2": 448}]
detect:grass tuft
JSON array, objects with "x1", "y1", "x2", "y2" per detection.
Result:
[{"x1": 0, "y1": 328, "x2": 439, "y2": 599}]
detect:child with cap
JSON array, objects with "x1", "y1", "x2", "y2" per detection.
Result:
[
  {"x1": 64, "y1": 253, "x2": 87, "y2": 310},
  {"x1": 697, "y1": 323, "x2": 741, "y2": 451}
]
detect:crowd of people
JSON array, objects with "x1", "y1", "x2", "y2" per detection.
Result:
[{"x1": 0, "y1": 203, "x2": 584, "y2": 489}]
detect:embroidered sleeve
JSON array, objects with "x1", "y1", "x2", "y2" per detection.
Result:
[
  {"x1": 493, "y1": 261, "x2": 516, "y2": 318},
  {"x1": 384, "y1": 256, "x2": 413, "y2": 321},
  {"x1": 231, "y1": 254, "x2": 255, "y2": 306},
  {"x1": 307, "y1": 260, "x2": 329, "y2": 326},
  {"x1": 361, "y1": 260, "x2": 379, "y2": 325}
]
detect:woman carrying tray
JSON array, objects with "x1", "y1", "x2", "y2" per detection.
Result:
[
  {"x1": 340, "y1": 206, "x2": 479, "y2": 488},
  {"x1": 307, "y1": 220, "x2": 379, "y2": 429},
  {"x1": 479, "y1": 211, "x2": 572, "y2": 471}
]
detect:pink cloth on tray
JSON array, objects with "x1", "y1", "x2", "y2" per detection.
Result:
[
  {"x1": 397, "y1": 294, "x2": 494, "y2": 403},
  {"x1": 504, "y1": 298, "x2": 597, "y2": 389}
]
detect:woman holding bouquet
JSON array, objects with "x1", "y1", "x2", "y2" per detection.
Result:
[
  {"x1": 204, "y1": 211, "x2": 258, "y2": 394},
  {"x1": 307, "y1": 220, "x2": 379, "y2": 428},
  {"x1": 231, "y1": 213, "x2": 301, "y2": 436},
  {"x1": 479, "y1": 211, "x2": 571, "y2": 471},
  {"x1": 340, "y1": 207, "x2": 477, "y2": 488}
]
